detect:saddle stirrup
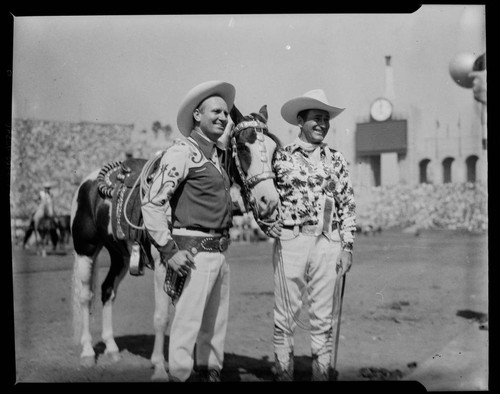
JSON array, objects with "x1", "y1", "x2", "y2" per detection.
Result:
[{"x1": 129, "y1": 242, "x2": 144, "y2": 276}]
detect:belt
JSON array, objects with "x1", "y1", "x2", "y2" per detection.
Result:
[
  {"x1": 172, "y1": 234, "x2": 231, "y2": 255},
  {"x1": 282, "y1": 222, "x2": 338, "y2": 235},
  {"x1": 175, "y1": 226, "x2": 229, "y2": 236}
]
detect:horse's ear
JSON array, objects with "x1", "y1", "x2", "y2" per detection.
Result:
[
  {"x1": 259, "y1": 105, "x2": 268, "y2": 122},
  {"x1": 230, "y1": 105, "x2": 244, "y2": 124}
]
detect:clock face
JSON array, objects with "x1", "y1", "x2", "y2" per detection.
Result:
[{"x1": 370, "y1": 98, "x2": 393, "y2": 121}]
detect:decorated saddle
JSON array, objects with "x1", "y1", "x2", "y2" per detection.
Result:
[{"x1": 96, "y1": 157, "x2": 161, "y2": 273}]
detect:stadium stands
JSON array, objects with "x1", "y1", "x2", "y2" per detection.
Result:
[{"x1": 10, "y1": 118, "x2": 487, "y2": 244}]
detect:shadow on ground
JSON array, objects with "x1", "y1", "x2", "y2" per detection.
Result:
[
  {"x1": 221, "y1": 353, "x2": 323, "y2": 381},
  {"x1": 94, "y1": 335, "x2": 415, "y2": 382},
  {"x1": 92, "y1": 334, "x2": 326, "y2": 382},
  {"x1": 94, "y1": 334, "x2": 167, "y2": 360}
]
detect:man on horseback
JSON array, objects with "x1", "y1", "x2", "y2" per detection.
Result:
[
  {"x1": 40, "y1": 182, "x2": 61, "y2": 237},
  {"x1": 141, "y1": 80, "x2": 236, "y2": 382},
  {"x1": 23, "y1": 181, "x2": 58, "y2": 253},
  {"x1": 265, "y1": 89, "x2": 357, "y2": 381},
  {"x1": 40, "y1": 182, "x2": 55, "y2": 216}
]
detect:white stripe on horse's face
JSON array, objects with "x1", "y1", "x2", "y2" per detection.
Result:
[
  {"x1": 244, "y1": 133, "x2": 277, "y2": 178},
  {"x1": 244, "y1": 133, "x2": 279, "y2": 219}
]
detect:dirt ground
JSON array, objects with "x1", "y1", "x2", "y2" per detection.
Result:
[{"x1": 10, "y1": 228, "x2": 488, "y2": 388}]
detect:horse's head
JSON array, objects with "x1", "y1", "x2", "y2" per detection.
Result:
[{"x1": 229, "y1": 105, "x2": 281, "y2": 226}]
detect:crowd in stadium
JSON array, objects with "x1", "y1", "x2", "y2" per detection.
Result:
[
  {"x1": 10, "y1": 119, "x2": 487, "y2": 238},
  {"x1": 357, "y1": 182, "x2": 487, "y2": 233},
  {"x1": 10, "y1": 118, "x2": 159, "y2": 218}
]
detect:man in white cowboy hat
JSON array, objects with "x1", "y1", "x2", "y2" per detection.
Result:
[
  {"x1": 265, "y1": 89, "x2": 357, "y2": 381},
  {"x1": 39, "y1": 182, "x2": 55, "y2": 217},
  {"x1": 141, "y1": 80, "x2": 236, "y2": 382},
  {"x1": 41, "y1": 182, "x2": 52, "y2": 195}
]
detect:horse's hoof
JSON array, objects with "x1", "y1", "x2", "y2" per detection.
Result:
[
  {"x1": 151, "y1": 367, "x2": 169, "y2": 382},
  {"x1": 80, "y1": 355, "x2": 96, "y2": 368}
]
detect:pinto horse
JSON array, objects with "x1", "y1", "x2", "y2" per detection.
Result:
[
  {"x1": 22, "y1": 190, "x2": 57, "y2": 256},
  {"x1": 70, "y1": 105, "x2": 280, "y2": 380}
]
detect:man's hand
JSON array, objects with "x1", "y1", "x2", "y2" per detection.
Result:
[
  {"x1": 265, "y1": 221, "x2": 283, "y2": 238},
  {"x1": 167, "y1": 250, "x2": 196, "y2": 277},
  {"x1": 336, "y1": 250, "x2": 353, "y2": 276},
  {"x1": 218, "y1": 113, "x2": 235, "y2": 149}
]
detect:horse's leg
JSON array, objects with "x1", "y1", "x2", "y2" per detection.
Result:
[
  {"x1": 64, "y1": 215, "x2": 72, "y2": 250},
  {"x1": 34, "y1": 217, "x2": 51, "y2": 257},
  {"x1": 71, "y1": 173, "x2": 109, "y2": 366},
  {"x1": 53, "y1": 218, "x2": 61, "y2": 251},
  {"x1": 22, "y1": 221, "x2": 34, "y2": 249},
  {"x1": 36, "y1": 228, "x2": 47, "y2": 258},
  {"x1": 151, "y1": 247, "x2": 170, "y2": 381},
  {"x1": 56, "y1": 219, "x2": 65, "y2": 252},
  {"x1": 30, "y1": 215, "x2": 45, "y2": 257},
  {"x1": 50, "y1": 227, "x2": 59, "y2": 251},
  {"x1": 72, "y1": 249, "x2": 102, "y2": 367},
  {"x1": 60, "y1": 225, "x2": 68, "y2": 252},
  {"x1": 99, "y1": 243, "x2": 129, "y2": 362}
]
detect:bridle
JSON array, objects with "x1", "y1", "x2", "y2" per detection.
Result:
[{"x1": 230, "y1": 117, "x2": 281, "y2": 229}]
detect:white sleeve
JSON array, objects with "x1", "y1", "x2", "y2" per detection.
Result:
[{"x1": 141, "y1": 140, "x2": 191, "y2": 248}]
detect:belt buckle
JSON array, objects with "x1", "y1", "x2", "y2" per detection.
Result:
[{"x1": 218, "y1": 236, "x2": 229, "y2": 252}]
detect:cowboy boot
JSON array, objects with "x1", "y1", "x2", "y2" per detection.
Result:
[
  {"x1": 198, "y1": 368, "x2": 221, "y2": 382},
  {"x1": 311, "y1": 346, "x2": 336, "y2": 381},
  {"x1": 273, "y1": 347, "x2": 294, "y2": 381}
]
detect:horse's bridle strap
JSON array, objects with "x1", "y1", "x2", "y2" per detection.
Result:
[
  {"x1": 233, "y1": 120, "x2": 268, "y2": 133},
  {"x1": 246, "y1": 171, "x2": 275, "y2": 189}
]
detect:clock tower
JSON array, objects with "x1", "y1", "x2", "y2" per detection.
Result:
[
  {"x1": 370, "y1": 97, "x2": 393, "y2": 122},
  {"x1": 370, "y1": 55, "x2": 395, "y2": 122},
  {"x1": 355, "y1": 55, "x2": 408, "y2": 187}
]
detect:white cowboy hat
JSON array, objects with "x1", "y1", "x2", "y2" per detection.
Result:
[
  {"x1": 43, "y1": 182, "x2": 52, "y2": 188},
  {"x1": 176, "y1": 80, "x2": 236, "y2": 137},
  {"x1": 280, "y1": 89, "x2": 345, "y2": 125}
]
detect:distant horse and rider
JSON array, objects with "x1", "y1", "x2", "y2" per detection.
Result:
[
  {"x1": 70, "y1": 105, "x2": 281, "y2": 380},
  {"x1": 22, "y1": 182, "x2": 71, "y2": 256}
]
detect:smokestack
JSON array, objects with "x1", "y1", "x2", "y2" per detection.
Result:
[{"x1": 384, "y1": 55, "x2": 395, "y2": 101}]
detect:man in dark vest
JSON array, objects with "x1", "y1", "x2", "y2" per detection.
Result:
[{"x1": 141, "y1": 81, "x2": 236, "y2": 382}]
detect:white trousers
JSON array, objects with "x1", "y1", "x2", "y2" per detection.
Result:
[
  {"x1": 272, "y1": 228, "x2": 341, "y2": 358},
  {"x1": 168, "y1": 230, "x2": 230, "y2": 382}
]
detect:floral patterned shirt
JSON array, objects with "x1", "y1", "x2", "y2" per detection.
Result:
[{"x1": 272, "y1": 142, "x2": 357, "y2": 251}]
